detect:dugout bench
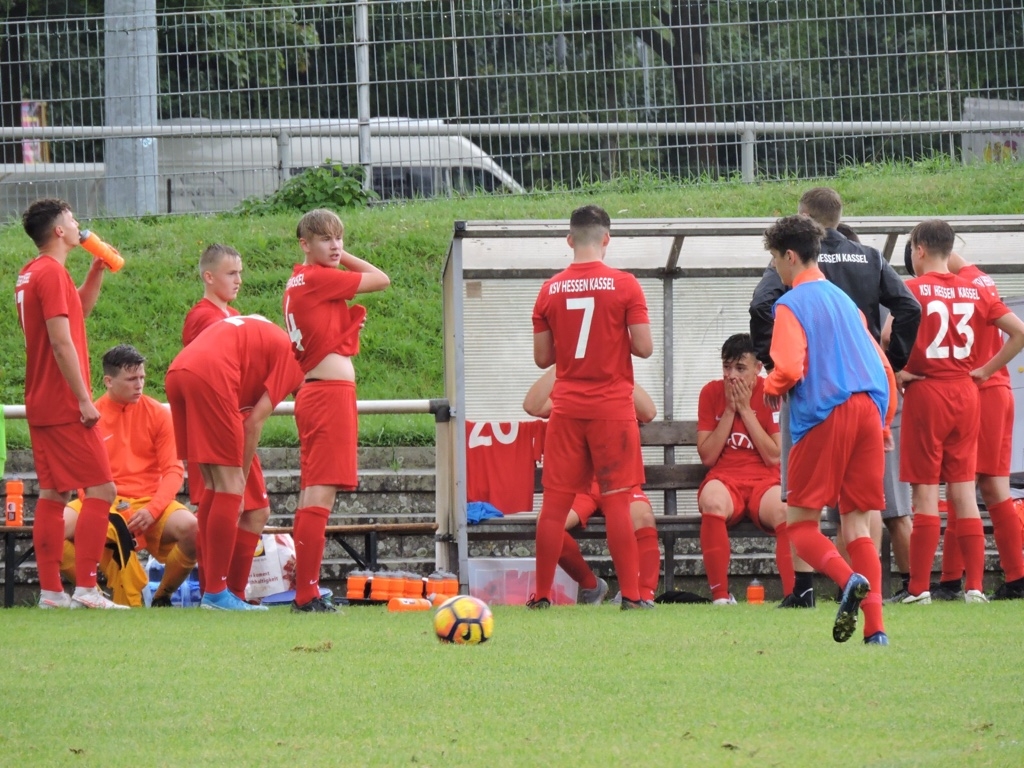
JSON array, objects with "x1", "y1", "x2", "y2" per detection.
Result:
[
  {"x1": 1, "y1": 526, "x2": 33, "y2": 608},
  {"x1": 0, "y1": 515, "x2": 438, "y2": 608},
  {"x1": 263, "y1": 521, "x2": 438, "y2": 572},
  {"x1": 466, "y1": 419, "x2": 893, "y2": 597}
]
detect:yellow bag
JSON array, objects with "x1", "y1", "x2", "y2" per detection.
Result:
[{"x1": 99, "y1": 513, "x2": 148, "y2": 607}]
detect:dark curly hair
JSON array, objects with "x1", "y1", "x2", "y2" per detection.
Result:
[{"x1": 763, "y1": 215, "x2": 825, "y2": 264}]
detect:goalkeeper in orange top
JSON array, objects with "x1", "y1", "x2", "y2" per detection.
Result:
[{"x1": 61, "y1": 344, "x2": 197, "y2": 606}]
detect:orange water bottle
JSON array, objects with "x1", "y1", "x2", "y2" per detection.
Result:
[
  {"x1": 388, "y1": 572, "x2": 406, "y2": 600},
  {"x1": 347, "y1": 570, "x2": 370, "y2": 601},
  {"x1": 426, "y1": 572, "x2": 445, "y2": 600},
  {"x1": 370, "y1": 572, "x2": 392, "y2": 602},
  {"x1": 5, "y1": 480, "x2": 23, "y2": 526},
  {"x1": 441, "y1": 571, "x2": 459, "y2": 598},
  {"x1": 746, "y1": 579, "x2": 765, "y2": 604},
  {"x1": 403, "y1": 572, "x2": 424, "y2": 599},
  {"x1": 79, "y1": 229, "x2": 124, "y2": 272},
  {"x1": 387, "y1": 597, "x2": 432, "y2": 612}
]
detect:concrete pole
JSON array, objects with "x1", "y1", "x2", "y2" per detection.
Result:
[
  {"x1": 104, "y1": 0, "x2": 158, "y2": 216},
  {"x1": 355, "y1": 0, "x2": 372, "y2": 193}
]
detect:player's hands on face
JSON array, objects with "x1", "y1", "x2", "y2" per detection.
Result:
[
  {"x1": 127, "y1": 509, "x2": 155, "y2": 535},
  {"x1": 80, "y1": 400, "x2": 101, "y2": 428},
  {"x1": 732, "y1": 377, "x2": 753, "y2": 413}
]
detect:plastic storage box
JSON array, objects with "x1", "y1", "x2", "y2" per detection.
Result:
[{"x1": 467, "y1": 558, "x2": 579, "y2": 605}]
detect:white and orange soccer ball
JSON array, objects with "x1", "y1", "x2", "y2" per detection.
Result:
[{"x1": 432, "y1": 595, "x2": 494, "y2": 645}]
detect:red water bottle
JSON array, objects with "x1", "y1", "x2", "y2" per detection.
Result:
[{"x1": 79, "y1": 229, "x2": 124, "y2": 272}]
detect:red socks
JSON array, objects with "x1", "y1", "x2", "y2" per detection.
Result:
[
  {"x1": 74, "y1": 497, "x2": 111, "y2": 589},
  {"x1": 787, "y1": 519, "x2": 853, "y2": 588},
  {"x1": 700, "y1": 514, "x2": 732, "y2": 600},
  {"x1": 203, "y1": 492, "x2": 243, "y2": 594},
  {"x1": 988, "y1": 498, "x2": 1024, "y2": 582},
  {"x1": 773, "y1": 521, "x2": 796, "y2": 597},
  {"x1": 601, "y1": 490, "x2": 640, "y2": 602},
  {"x1": 939, "y1": 509, "x2": 964, "y2": 584},
  {"x1": 558, "y1": 531, "x2": 597, "y2": 590},
  {"x1": 194, "y1": 489, "x2": 215, "y2": 593},
  {"x1": 534, "y1": 490, "x2": 575, "y2": 601},
  {"x1": 635, "y1": 526, "x2": 661, "y2": 601},
  {"x1": 227, "y1": 528, "x2": 261, "y2": 600},
  {"x1": 33, "y1": 498, "x2": 67, "y2": 592},
  {"x1": 293, "y1": 506, "x2": 331, "y2": 605},
  {"x1": 847, "y1": 535, "x2": 884, "y2": 638},
  {"x1": 909, "y1": 514, "x2": 941, "y2": 596},
  {"x1": 956, "y1": 517, "x2": 986, "y2": 593}
]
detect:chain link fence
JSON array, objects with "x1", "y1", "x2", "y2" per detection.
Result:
[{"x1": 1, "y1": 1, "x2": 1022, "y2": 218}]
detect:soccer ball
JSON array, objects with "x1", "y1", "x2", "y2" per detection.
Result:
[{"x1": 433, "y1": 595, "x2": 494, "y2": 645}]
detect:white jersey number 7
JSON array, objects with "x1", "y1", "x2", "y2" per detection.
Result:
[{"x1": 566, "y1": 297, "x2": 595, "y2": 359}]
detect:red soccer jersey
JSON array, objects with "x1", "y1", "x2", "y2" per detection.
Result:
[
  {"x1": 465, "y1": 420, "x2": 546, "y2": 514},
  {"x1": 697, "y1": 377, "x2": 780, "y2": 482},
  {"x1": 169, "y1": 315, "x2": 304, "y2": 410},
  {"x1": 282, "y1": 264, "x2": 365, "y2": 373},
  {"x1": 15, "y1": 255, "x2": 91, "y2": 427},
  {"x1": 957, "y1": 264, "x2": 1011, "y2": 390},
  {"x1": 182, "y1": 298, "x2": 240, "y2": 346},
  {"x1": 905, "y1": 271, "x2": 1011, "y2": 380},
  {"x1": 532, "y1": 261, "x2": 649, "y2": 420}
]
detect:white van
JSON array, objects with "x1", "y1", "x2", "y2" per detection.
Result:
[
  {"x1": 158, "y1": 118, "x2": 524, "y2": 212},
  {"x1": 0, "y1": 118, "x2": 524, "y2": 219}
]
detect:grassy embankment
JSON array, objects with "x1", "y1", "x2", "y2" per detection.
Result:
[{"x1": 1, "y1": 158, "x2": 1021, "y2": 448}]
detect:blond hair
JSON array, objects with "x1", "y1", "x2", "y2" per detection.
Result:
[
  {"x1": 199, "y1": 243, "x2": 241, "y2": 276},
  {"x1": 296, "y1": 209, "x2": 344, "y2": 240}
]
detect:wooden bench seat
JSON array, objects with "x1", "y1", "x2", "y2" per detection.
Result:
[
  {"x1": 470, "y1": 418, "x2": 755, "y2": 593},
  {"x1": 264, "y1": 521, "x2": 438, "y2": 573},
  {"x1": 466, "y1": 418, "x2": 995, "y2": 598}
]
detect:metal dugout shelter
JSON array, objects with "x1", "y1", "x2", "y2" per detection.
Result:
[{"x1": 440, "y1": 216, "x2": 1024, "y2": 589}]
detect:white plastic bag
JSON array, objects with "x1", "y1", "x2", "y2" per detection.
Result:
[{"x1": 245, "y1": 533, "x2": 297, "y2": 600}]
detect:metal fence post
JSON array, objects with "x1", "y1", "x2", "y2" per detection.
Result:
[{"x1": 741, "y1": 129, "x2": 756, "y2": 183}]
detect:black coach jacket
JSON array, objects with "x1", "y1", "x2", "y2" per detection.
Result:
[{"x1": 748, "y1": 228, "x2": 921, "y2": 372}]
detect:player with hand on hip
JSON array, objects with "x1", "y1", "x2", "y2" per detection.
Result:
[{"x1": 898, "y1": 221, "x2": 1024, "y2": 605}]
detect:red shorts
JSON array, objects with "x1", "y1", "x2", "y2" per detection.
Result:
[
  {"x1": 699, "y1": 472, "x2": 779, "y2": 530},
  {"x1": 541, "y1": 414, "x2": 644, "y2": 494},
  {"x1": 788, "y1": 393, "x2": 885, "y2": 514},
  {"x1": 976, "y1": 385, "x2": 1013, "y2": 478},
  {"x1": 188, "y1": 453, "x2": 269, "y2": 511},
  {"x1": 29, "y1": 422, "x2": 113, "y2": 493},
  {"x1": 571, "y1": 485, "x2": 650, "y2": 527},
  {"x1": 900, "y1": 378, "x2": 979, "y2": 484},
  {"x1": 166, "y1": 368, "x2": 243, "y2": 467},
  {"x1": 296, "y1": 380, "x2": 358, "y2": 490}
]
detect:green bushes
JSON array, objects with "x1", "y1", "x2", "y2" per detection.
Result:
[{"x1": 236, "y1": 162, "x2": 376, "y2": 215}]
